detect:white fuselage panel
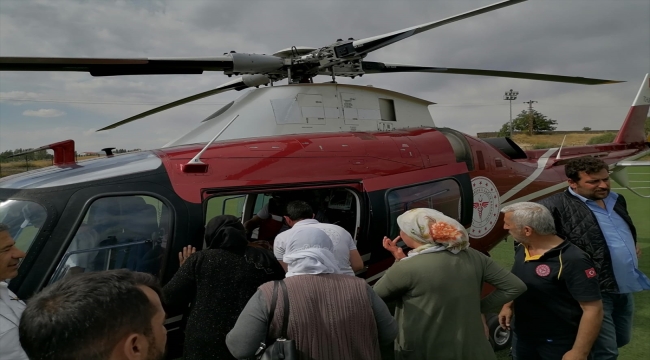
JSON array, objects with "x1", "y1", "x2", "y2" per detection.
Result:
[{"x1": 163, "y1": 83, "x2": 436, "y2": 147}]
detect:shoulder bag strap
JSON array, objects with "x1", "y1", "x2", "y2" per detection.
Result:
[
  {"x1": 268, "y1": 281, "x2": 279, "y2": 329},
  {"x1": 279, "y1": 280, "x2": 290, "y2": 338}
]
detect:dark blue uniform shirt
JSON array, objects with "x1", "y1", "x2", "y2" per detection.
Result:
[{"x1": 512, "y1": 241, "x2": 601, "y2": 339}]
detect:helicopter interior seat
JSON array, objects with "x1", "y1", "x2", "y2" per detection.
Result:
[
  {"x1": 115, "y1": 201, "x2": 160, "y2": 273},
  {"x1": 88, "y1": 197, "x2": 124, "y2": 243},
  {"x1": 135, "y1": 203, "x2": 170, "y2": 275},
  {"x1": 64, "y1": 197, "x2": 122, "y2": 271},
  {"x1": 323, "y1": 191, "x2": 358, "y2": 238},
  {"x1": 90, "y1": 197, "x2": 156, "y2": 272}
]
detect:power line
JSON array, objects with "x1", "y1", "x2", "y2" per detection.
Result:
[{"x1": 523, "y1": 100, "x2": 538, "y2": 136}]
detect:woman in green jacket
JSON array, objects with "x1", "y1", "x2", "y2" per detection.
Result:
[{"x1": 374, "y1": 208, "x2": 526, "y2": 360}]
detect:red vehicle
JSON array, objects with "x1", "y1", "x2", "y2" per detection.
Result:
[{"x1": 1, "y1": 0, "x2": 648, "y2": 355}]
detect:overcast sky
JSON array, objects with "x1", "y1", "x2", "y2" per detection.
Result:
[{"x1": 1, "y1": 0, "x2": 648, "y2": 153}]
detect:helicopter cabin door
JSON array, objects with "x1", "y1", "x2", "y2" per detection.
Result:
[
  {"x1": 360, "y1": 163, "x2": 473, "y2": 281},
  {"x1": 200, "y1": 182, "x2": 367, "y2": 248}
]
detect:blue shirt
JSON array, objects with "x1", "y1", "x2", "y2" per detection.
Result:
[{"x1": 568, "y1": 187, "x2": 650, "y2": 293}]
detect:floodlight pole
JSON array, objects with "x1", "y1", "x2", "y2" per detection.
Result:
[{"x1": 504, "y1": 89, "x2": 519, "y2": 137}]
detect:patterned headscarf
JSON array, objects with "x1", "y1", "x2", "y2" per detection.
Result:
[
  {"x1": 283, "y1": 226, "x2": 342, "y2": 277},
  {"x1": 397, "y1": 208, "x2": 469, "y2": 257}
]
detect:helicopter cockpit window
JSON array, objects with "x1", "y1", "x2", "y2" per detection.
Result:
[
  {"x1": 50, "y1": 195, "x2": 171, "y2": 283},
  {"x1": 386, "y1": 179, "x2": 462, "y2": 238},
  {"x1": 0, "y1": 199, "x2": 47, "y2": 254}
]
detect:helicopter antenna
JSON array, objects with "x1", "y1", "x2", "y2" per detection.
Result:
[
  {"x1": 183, "y1": 114, "x2": 239, "y2": 173},
  {"x1": 555, "y1": 135, "x2": 567, "y2": 160}
]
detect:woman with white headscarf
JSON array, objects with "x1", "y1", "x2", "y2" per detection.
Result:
[
  {"x1": 226, "y1": 226, "x2": 397, "y2": 360},
  {"x1": 374, "y1": 208, "x2": 527, "y2": 360}
]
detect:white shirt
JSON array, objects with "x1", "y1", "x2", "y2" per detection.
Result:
[
  {"x1": 0, "y1": 281, "x2": 28, "y2": 360},
  {"x1": 274, "y1": 219, "x2": 357, "y2": 276}
]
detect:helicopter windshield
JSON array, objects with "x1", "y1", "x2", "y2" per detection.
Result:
[{"x1": 0, "y1": 199, "x2": 47, "y2": 253}]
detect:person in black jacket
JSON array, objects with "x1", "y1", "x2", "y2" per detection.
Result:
[
  {"x1": 537, "y1": 157, "x2": 648, "y2": 360},
  {"x1": 163, "y1": 215, "x2": 285, "y2": 360}
]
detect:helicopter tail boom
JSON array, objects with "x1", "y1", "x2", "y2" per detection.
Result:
[{"x1": 614, "y1": 73, "x2": 650, "y2": 144}]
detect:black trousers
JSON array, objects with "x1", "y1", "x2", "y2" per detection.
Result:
[{"x1": 513, "y1": 334, "x2": 592, "y2": 360}]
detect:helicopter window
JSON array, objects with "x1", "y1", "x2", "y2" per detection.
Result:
[
  {"x1": 386, "y1": 179, "x2": 462, "y2": 238},
  {"x1": 0, "y1": 199, "x2": 47, "y2": 254},
  {"x1": 205, "y1": 195, "x2": 247, "y2": 225},
  {"x1": 50, "y1": 195, "x2": 170, "y2": 283},
  {"x1": 379, "y1": 99, "x2": 396, "y2": 121}
]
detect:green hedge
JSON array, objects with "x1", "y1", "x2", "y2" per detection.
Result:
[{"x1": 587, "y1": 132, "x2": 617, "y2": 145}]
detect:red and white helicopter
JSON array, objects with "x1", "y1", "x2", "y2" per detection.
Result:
[{"x1": 1, "y1": 0, "x2": 648, "y2": 354}]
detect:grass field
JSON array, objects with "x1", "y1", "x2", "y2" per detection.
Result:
[
  {"x1": 0, "y1": 156, "x2": 99, "y2": 177},
  {"x1": 510, "y1": 132, "x2": 615, "y2": 150},
  {"x1": 492, "y1": 167, "x2": 650, "y2": 360}
]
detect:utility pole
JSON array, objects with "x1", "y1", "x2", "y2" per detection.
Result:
[
  {"x1": 504, "y1": 89, "x2": 519, "y2": 137},
  {"x1": 523, "y1": 100, "x2": 538, "y2": 136}
]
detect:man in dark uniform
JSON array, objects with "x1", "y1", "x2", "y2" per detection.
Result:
[
  {"x1": 499, "y1": 202, "x2": 603, "y2": 360},
  {"x1": 538, "y1": 157, "x2": 648, "y2": 360}
]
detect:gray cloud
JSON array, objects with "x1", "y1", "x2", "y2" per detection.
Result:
[
  {"x1": 0, "y1": 0, "x2": 648, "y2": 152},
  {"x1": 22, "y1": 109, "x2": 66, "y2": 117}
]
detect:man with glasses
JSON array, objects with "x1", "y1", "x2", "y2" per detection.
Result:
[{"x1": 0, "y1": 222, "x2": 28, "y2": 360}]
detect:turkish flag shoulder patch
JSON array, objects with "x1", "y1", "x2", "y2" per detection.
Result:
[{"x1": 585, "y1": 268, "x2": 597, "y2": 278}]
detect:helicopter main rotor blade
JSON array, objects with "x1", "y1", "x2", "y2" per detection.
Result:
[
  {"x1": 96, "y1": 74, "x2": 269, "y2": 131},
  {"x1": 361, "y1": 62, "x2": 623, "y2": 85},
  {"x1": 0, "y1": 56, "x2": 234, "y2": 76},
  {"x1": 351, "y1": 0, "x2": 527, "y2": 57}
]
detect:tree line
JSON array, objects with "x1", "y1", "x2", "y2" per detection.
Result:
[
  {"x1": 497, "y1": 111, "x2": 650, "y2": 138},
  {"x1": 0, "y1": 148, "x2": 142, "y2": 163}
]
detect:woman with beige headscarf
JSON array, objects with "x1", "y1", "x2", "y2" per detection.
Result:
[{"x1": 373, "y1": 208, "x2": 526, "y2": 360}]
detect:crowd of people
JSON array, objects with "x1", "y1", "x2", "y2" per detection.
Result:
[{"x1": 0, "y1": 157, "x2": 647, "y2": 360}]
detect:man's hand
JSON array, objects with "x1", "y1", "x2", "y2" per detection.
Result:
[
  {"x1": 562, "y1": 349, "x2": 588, "y2": 360},
  {"x1": 382, "y1": 236, "x2": 406, "y2": 260},
  {"x1": 498, "y1": 303, "x2": 513, "y2": 330},
  {"x1": 178, "y1": 245, "x2": 196, "y2": 266},
  {"x1": 636, "y1": 244, "x2": 642, "y2": 258}
]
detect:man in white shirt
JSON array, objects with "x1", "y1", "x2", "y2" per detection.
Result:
[
  {"x1": 274, "y1": 200, "x2": 364, "y2": 276},
  {"x1": 0, "y1": 223, "x2": 28, "y2": 360}
]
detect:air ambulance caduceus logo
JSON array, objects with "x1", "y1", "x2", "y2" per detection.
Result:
[{"x1": 470, "y1": 176, "x2": 500, "y2": 239}]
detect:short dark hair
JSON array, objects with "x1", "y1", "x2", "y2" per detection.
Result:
[
  {"x1": 19, "y1": 269, "x2": 163, "y2": 360},
  {"x1": 565, "y1": 157, "x2": 608, "y2": 182},
  {"x1": 285, "y1": 200, "x2": 313, "y2": 221},
  {"x1": 0, "y1": 223, "x2": 8, "y2": 233},
  {"x1": 267, "y1": 197, "x2": 286, "y2": 216}
]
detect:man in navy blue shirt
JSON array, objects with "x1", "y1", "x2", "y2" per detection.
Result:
[
  {"x1": 538, "y1": 157, "x2": 649, "y2": 360},
  {"x1": 499, "y1": 202, "x2": 603, "y2": 360}
]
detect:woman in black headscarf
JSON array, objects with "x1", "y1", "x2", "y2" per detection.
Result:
[{"x1": 163, "y1": 215, "x2": 285, "y2": 360}]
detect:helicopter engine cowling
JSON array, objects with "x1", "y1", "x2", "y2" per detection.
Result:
[{"x1": 229, "y1": 52, "x2": 284, "y2": 74}]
